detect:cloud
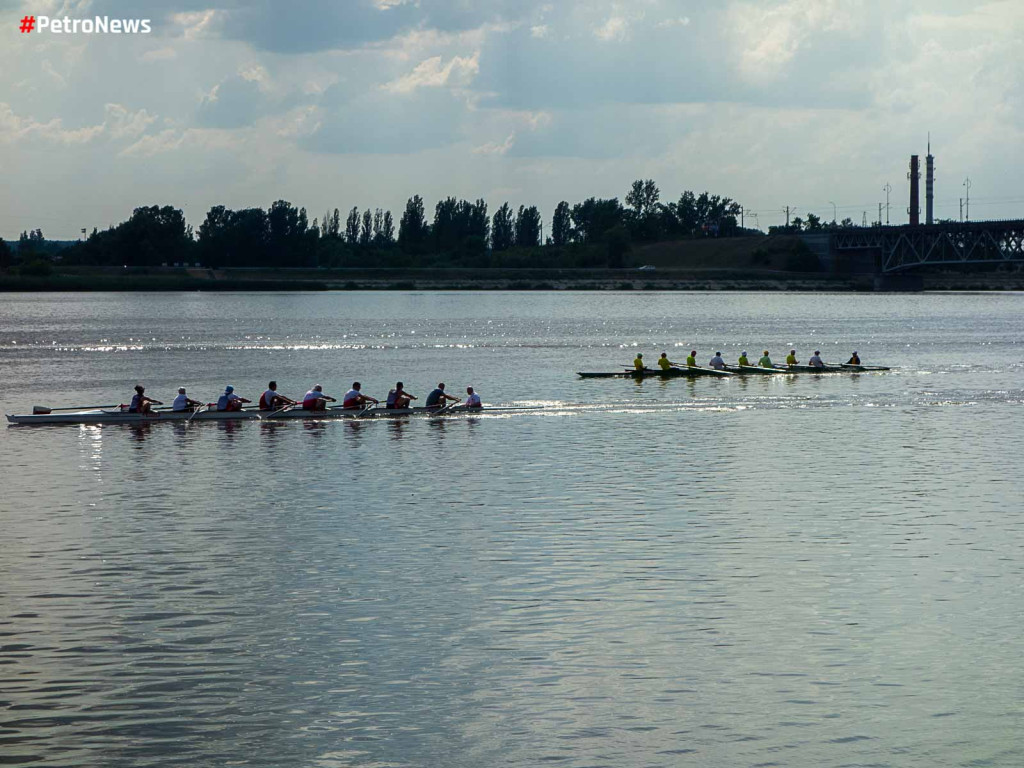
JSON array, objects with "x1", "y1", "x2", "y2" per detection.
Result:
[
  {"x1": 382, "y1": 52, "x2": 480, "y2": 94},
  {"x1": 593, "y1": 15, "x2": 629, "y2": 42},
  {"x1": 0, "y1": 102, "x2": 155, "y2": 145}
]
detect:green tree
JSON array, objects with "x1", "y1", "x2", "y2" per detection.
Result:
[
  {"x1": 491, "y1": 202, "x2": 514, "y2": 252},
  {"x1": 804, "y1": 212, "x2": 822, "y2": 231},
  {"x1": 0, "y1": 237, "x2": 11, "y2": 268},
  {"x1": 398, "y1": 195, "x2": 429, "y2": 252},
  {"x1": 551, "y1": 201, "x2": 572, "y2": 246},
  {"x1": 359, "y1": 209, "x2": 373, "y2": 246},
  {"x1": 570, "y1": 198, "x2": 623, "y2": 244},
  {"x1": 345, "y1": 207, "x2": 360, "y2": 244},
  {"x1": 514, "y1": 205, "x2": 542, "y2": 248}
]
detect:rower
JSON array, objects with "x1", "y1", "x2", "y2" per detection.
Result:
[
  {"x1": 759, "y1": 350, "x2": 774, "y2": 368},
  {"x1": 786, "y1": 349, "x2": 798, "y2": 366},
  {"x1": 633, "y1": 353, "x2": 646, "y2": 371},
  {"x1": 302, "y1": 384, "x2": 336, "y2": 411},
  {"x1": 172, "y1": 387, "x2": 202, "y2": 412},
  {"x1": 425, "y1": 382, "x2": 460, "y2": 409},
  {"x1": 738, "y1": 351, "x2": 751, "y2": 367},
  {"x1": 217, "y1": 385, "x2": 250, "y2": 412},
  {"x1": 686, "y1": 350, "x2": 697, "y2": 367},
  {"x1": 464, "y1": 387, "x2": 482, "y2": 408},
  {"x1": 259, "y1": 381, "x2": 296, "y2": 411},
  {"x1": 847, "y1": 351, "x2": 861, "y2": 365},
  {"x1": 657, "y1": 352, "x2": 678, "y2": 371},
  {"x1": 708, "y1": 351, "x2": 726, "y2": 370},
  {"x1": 128, "y1": 384, "x2": 162, "y2": 413},
  {"x1": 385, "y1": 382, "x2": 417, "y2": 409},
  {"x1": 808, "y1": 350, "x2": 825, "y2": 368},
  {"x1": 342, "y1": 382, "x2": 378, "y2": 409}
]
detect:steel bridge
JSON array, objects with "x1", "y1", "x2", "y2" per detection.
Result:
[{"x1": 831, "y1": 219, "x2": 1024, "y2": 273}]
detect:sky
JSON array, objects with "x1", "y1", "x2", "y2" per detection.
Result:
[{"x1": 1, "y1": 0, "x2": 1022, "y2": 240}]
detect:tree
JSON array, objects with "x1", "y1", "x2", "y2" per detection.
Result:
[
  {"x1": 491, "y1": 202, "x2": 514, "y2": 252},
  {"x1": 0, "y1": 237, "x2": 11, "y2": 268},
  {"x1": 378, "y1": 210, "x2": 395, "y2": 245},
  {"x1": 625, "y1": 179, "x2": 661, "y2": 240},
  {"x1": 360, "y1": 209, "x2": 373, "y2": 246},
  {"x1": 804, "y1": 213, "x2": 822, "y2": 232},
  {"x1": 514, "y1": 205, "x2": 542, "y2": 248},
  {"x1": 328, "y1": 208, "x2": 341, "y2": 239},
  {"x1": 398, "y1": 195, "x2": 428, "y2": 252},
  {"x1": 790, "y1": 216, "x2": 804, "y2": 231},
  {"x1": 551, "y1": 201, "x2": 572, "y2": 246},
  {"x1": 345, "y1": 207, "x2": 360, "y2": 244},
  {"x1": 570, "y1": 198, "x2": 623, "y2": 243}
]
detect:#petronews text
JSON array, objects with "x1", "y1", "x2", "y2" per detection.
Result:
[{"x1": 32, "y1": 16, "x2": 151, "y2": 34}]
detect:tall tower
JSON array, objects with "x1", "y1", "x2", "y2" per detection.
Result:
[
  {"x1": 908, "y1": 154, "x2": 920, "y2": 226},
  {"x1": 925, "y1": 135, "x2": 935, "y2": 225}
]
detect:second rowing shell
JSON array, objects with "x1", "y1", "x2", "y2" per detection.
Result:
[{"x1": 578, "y1": 367, "x2": 733, "y2": 379}]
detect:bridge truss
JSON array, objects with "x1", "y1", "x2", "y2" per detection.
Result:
[{"x1": 832, "y1": 220, "x2": 1024, "y2": 273}]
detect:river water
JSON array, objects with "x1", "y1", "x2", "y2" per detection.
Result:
[{"x1": 1, "y1": 291, "x2": 1023, "y2": 767}]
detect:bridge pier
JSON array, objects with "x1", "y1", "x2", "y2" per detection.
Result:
[{"x1": 873, "y1": 273, "x2": 923, "y2": 292}]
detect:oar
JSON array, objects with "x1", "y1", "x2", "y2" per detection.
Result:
[
  {"x1": 33, "y1": 404, "x2": 121, "y2": 414},
  {"x1": 355, "y1": 401, "x2": 379, "y2": 418},
  {"x1": 262, "y1": 401, "x2": 299, "y2": 420},
  {"x1": 435, "y1": 398, "x2": 462, "y2": 415}
]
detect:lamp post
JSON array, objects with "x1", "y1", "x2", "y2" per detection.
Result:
[
  {"x1": 963, "y1": 177, "x2": 971, "y2": 221},
  {"x1": 883, "y1": 182, "x2": 892, "y2": 225},
  {"x1": 828, "y1": 201, "x2": 837, "y2": 223}
]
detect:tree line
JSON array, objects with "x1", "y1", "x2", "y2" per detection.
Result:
[{"x1": 6, "y1": 180, "x2": 747, "y2": 270}]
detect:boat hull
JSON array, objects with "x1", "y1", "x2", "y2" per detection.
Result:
[
  {"x1": 6, "y1": 405, "x2": 521, "y2": 426},
  {"x1": 578, "y1": 367, "x2": 732, "y2": 379}
]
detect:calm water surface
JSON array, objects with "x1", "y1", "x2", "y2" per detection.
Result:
[{"x1": 1, "y1": 291, "x2": 1023, "y2": 767}]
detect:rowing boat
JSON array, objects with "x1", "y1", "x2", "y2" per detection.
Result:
[
  {"x1": 723, "y1": 365, "x2": 785, "y2": 375},
  {"x1": 578, "y1": 366, "x2": 733, "y2": 379},
  {"x1": 6, "y1": 405, "x2": 532, "y2": 426},
  {"x1": 840, "y1": 363, "x2": 891, "y2": 371}
]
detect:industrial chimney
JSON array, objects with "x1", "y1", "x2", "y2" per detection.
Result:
[
  {"x1": 925, "y1": 136, "x2": 934, "y2": 225},
  {"x1": 908, "y1": 155, "x2": 920, "y2": 226}
]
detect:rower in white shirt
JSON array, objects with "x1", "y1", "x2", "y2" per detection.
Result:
[
  {"x1": 342, "y1": 382, "x2": 379, "y2": 409},
  {"x1": 302, "y1": 384, "x2": 336, "y2": 411},
  {"x1": 172, "y1": 387, "x2": 202, "y2": 412},
  {"x1": 708, "y1": 351, "x2": 726, "y2": 370},
  {"x1": 808, "y1": 350, "x2": 825, "y2": 368},
  {"x1": 464, "y1": 387, "x2": 482, "y2": 408},
  {"x1": 259, "y1": 381, "x2": 296, "y2": 411}
]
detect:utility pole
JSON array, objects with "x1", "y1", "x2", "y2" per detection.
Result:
[
  {"x1": 963, "y1": 177, "x2": 971, "y2": 221},
  {"x1": 883, "y1": 182, "x2": 892, "y2": 225},
  {"x1": 878, "y1": 203, "x2": 883, "y2": 226},
  {"x1": 784, "y1": 205, "x2": 792, "y2": 227},
  {"x1": 862, "y1": 211, "x2": 868, "y2": 227},
  {"x1": 959, "y1": 198, "x2": 964, "y2": 222}
]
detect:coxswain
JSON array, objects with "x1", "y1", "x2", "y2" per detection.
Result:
[
  {"x1": 259, "y1": 381, "x2": 296, "y2": 411},
  {"x1": 172, "y1": 387, "x2": 202, "y2": 412},
  {"x1": 759, "y1": 350, "x2": 774, "y2": 368},
  {"x1": 216, "y1": 385, "x2": 250, "y2": 412},
  {"x1": 464, "y1": 387, "x2": 482, "y2": 408},
  {"x1": 425, "y1": 382, "x2": 460, "y2": 409},
  {"x1": 385, "y1": 382, "x2": 417, "y2": 409},
  {"x1": 633, "y1": 353, "x2": 646, "y2": 371},
  {"x1": 128, "y1": 384, "x2": 162, "y2": 413},
  {"x1": 738, "y1": 351, "x2": 751, "y2": 367},
  {"x1": 708, "y1": 351, "x2": 726, "y2": 370},
  {"x1": 342, "y1": 382, "x2": 379, "y2": 409},
  {"x1": 808, "y1": 350, "x2": 825, "y2": 368},
  {"x1": 302, "y1": 384, "x2": 336, "y2": 411},
  {"x1": 847, "y1": 351, "x2": 861, "y2": 365},
  {"x1": 686, "y1": 350, "x2": 698, "y2": 367},
  {"x1": 786, "y1": 349, "x2": 798, "y2": 366},
  {"x1": 657, "y1": 352, "x2": 678, "y2": 371}
]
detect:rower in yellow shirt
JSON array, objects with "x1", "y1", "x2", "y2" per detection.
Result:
[
  {"x1": 786, "y1": 349, "x2": 798, "y2": 366},
  {"x1": 759, "y1": 350, "x2": 774, "y2": 368},
  {"x1": 657, "y1": 352, "x2": 677, "y2": 371},
  {"x1": 633, "y1": 353, "x2": 646, "y2": 371},
  {"x1": 685, "y1": 349, "x2": 697, "y2": 367},
  {"x1": 738, "y1": 351, "x2": 751, "y2": 367}
]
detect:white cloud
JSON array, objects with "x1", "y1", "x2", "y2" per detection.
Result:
[
  {"x1": 473, "y1": 132, "x2": 516, "y2": 155},
  {"x1": 0, "y1": 102, "x2": 154, "y2": 145},
  {"x1": 530, "y1": 24, "x2": 549, "y2": 38},
  {"x1": 656, "y1": 17, "x2": 691, "y2": 29},
  {"x1": 594, "y1": 15, "x2": 629, "y2": 42},
  {"x1": 382, "y1": 52, "x2": 480, "y2": 93}
]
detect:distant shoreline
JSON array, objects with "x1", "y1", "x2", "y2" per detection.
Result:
[{"x1": 2, "y1": 267, "x2": 1023, "y2": 292}]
